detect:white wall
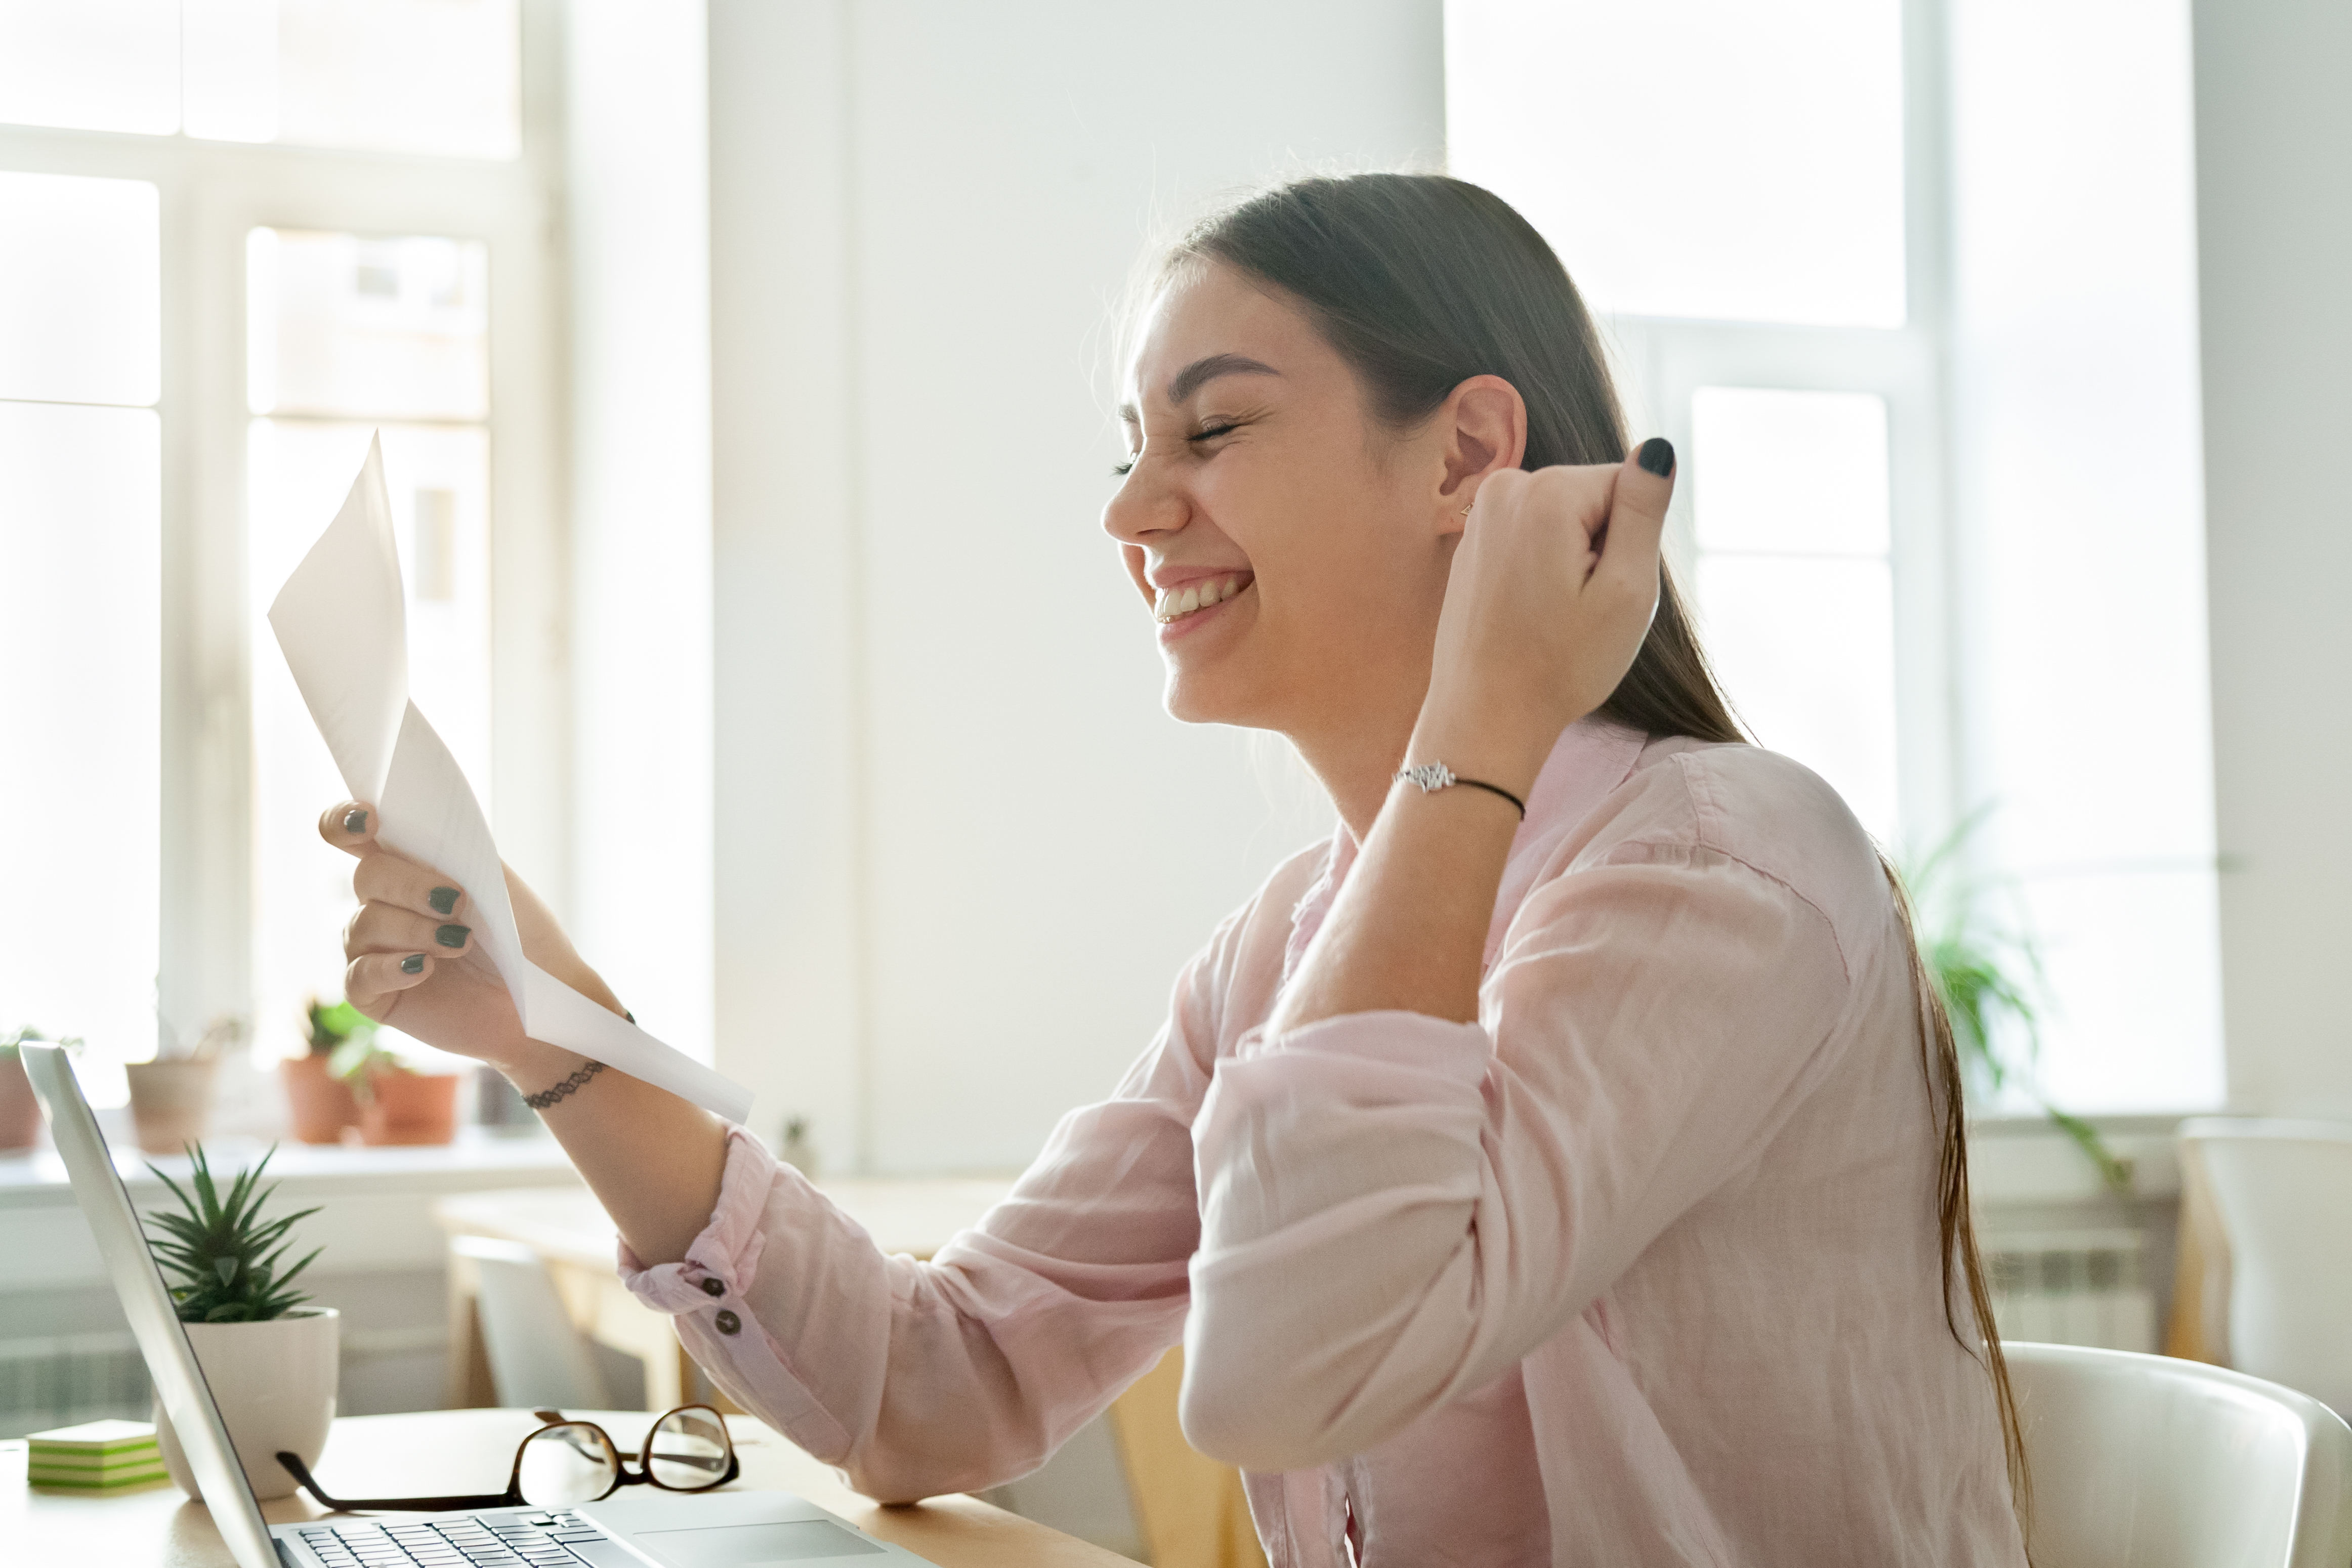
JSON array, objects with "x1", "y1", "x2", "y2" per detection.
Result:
[
  {"x1": 2192, "y1": 1, "x2": 2352, "y2": 1114},
  {"x1": 709, "y1": 0, "x2": 1444, "y2": 1171},
  {"x1": 566, "y1": 1, "x2": 717, "y2": 1060}
]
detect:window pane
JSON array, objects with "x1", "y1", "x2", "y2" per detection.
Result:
[
  {"x1": 1697, "y1": 556, "x2": 1900, "y2": 842},
  {"x1": 0, "y1": 173, "x2": 161, "y2": 407},
  {"x1": 248, "y1": 229, "x2": 489, "y2": 420},
  {"x1": 1693, "y1": 386, "x2": 1899, "y2": 842},
  {"x1": 247, "y1": 420, "x2": 490, "y2": 1060},
  {"x1": 1446, "y1": 0, "x2": 1907, "y2": 327},
  {"x1": 1693, "y1": 389, "x2": 1890, "y2": 556},
  {"x1": 1949, "y1": 0, "x2": 2217, "y2": 1111},
  {"x1": 185, "y1": 0, "x2": 519, "y2": 158},
  {"x1": 0, "y1": 0, "x2": 178, "y2": 136},
  {"x1": 0, "y1": 402, "x2": 162, "y2": 1070}
]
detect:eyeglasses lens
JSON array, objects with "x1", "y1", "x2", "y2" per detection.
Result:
[
  {"x1": 647, "y1": 1408, "x2": 732, "y2": 1491},
  {"x1": 518, "y1": 1422, "x2": 619, "y2": 1508}
]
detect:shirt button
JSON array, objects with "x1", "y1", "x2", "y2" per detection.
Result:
[
  {"x1": 700, "y1": 1277, "x2": 726, "y2": 1297},
  {"x1": 713, "y1": 1309, "x2": 741, "y2": 1336}
]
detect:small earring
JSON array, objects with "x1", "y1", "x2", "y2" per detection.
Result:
[{"x1": 1456, "y1": 503, "x2": 1474, "y2": 519}]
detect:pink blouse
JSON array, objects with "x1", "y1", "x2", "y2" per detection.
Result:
[{"x1": 621, "y1": 720, "x2": 2028, "y2": 1566}]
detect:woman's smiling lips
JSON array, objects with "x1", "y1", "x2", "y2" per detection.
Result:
[{"x1": 1148, "y1": 569, "x2": 1255, "y2": 641}]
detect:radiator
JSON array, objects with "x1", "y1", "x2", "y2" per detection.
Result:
[
  {"x1": 0, "y1": 1332, "x2": 150, "y2": 1435},
  {"x1": 1983, "y1": 1227, "x2": 2157, "y2": 1352},
  {"x1": 0, "y1": 1325, "x2": 448, "y2": 1438}
]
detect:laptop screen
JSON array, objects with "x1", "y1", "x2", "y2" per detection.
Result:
[{"x1": 20, "y1": 1043, "x2": 286, "y2": 1568}]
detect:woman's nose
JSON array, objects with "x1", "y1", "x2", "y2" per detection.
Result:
[{"x1": 1101, "y1": 452, "x2": 1185, "y2": 546}]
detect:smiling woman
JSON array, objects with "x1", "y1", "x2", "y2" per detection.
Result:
[{"x1": 322, "y1": 172, "x2": 2027, "y2": 1567}]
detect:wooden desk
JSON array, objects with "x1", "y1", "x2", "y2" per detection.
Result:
[
  {"x1": 433, "y1": 1180, "x2": 1015, "y2": 1410},
  {"x1": 2, "y1": 1407, "x2": 1136, "y2": 1566}
]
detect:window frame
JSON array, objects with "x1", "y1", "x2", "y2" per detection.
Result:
[
  {"x1": 0, "y1": 0, "x2": 566, "y2": 1067},
  {"x1": 1598, "y1": 0, "x2": 1958, "y2": 854}
]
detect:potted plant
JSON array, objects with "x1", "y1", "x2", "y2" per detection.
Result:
[
  {"x1": 2, "y1": 1027, "x2": 79, "y2": 1153},
  {"x1": 127, "y1": 1016, "x2": 244, "y2": 1158},
  {"x1": 1903, "y1": 814, "x2": 2132, "y2": 1193},
  {"x1": 143, "y1": 1143, "x2": 337, "y2": 1501},
  {"x1": 330, "y1": 1033, "x2": 459, "y2": 1147},
  {"x1": 283, "y1": 999, "x2": 369, "y2": 1144}
]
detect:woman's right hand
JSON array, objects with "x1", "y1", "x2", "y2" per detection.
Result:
[{"x1": 318, "y1": 800, "x2": 626, "y2": 1072}]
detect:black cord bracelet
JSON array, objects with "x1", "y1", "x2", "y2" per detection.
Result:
[
  {"x1": 523, "y1": 1060, "x2": 606, "y2": 1111},
  {"x1": 1392, "y1": 761, "x2": 1527, "y2": 819}
]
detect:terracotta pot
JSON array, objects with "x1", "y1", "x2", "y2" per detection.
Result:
[
  {"x1": 155, "y1": 1307, "x2": 338, "y2": 1501},
  {"x1": 358, "y1": 1067, "x2": 459, "y2": 1146},
  {"x1": 280, "y1": 1054, "x2": 361, "y2": 1145},
  {"x1": 125, "y1": 1058, "x2": 220, "y2": 1157},
  {"x1": 0, "y1": 1052, "x2": 40, "y2": 1152}
]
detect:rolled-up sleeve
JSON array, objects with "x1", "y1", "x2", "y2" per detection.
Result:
[
  {"x1": 1179, "y1": 839, "x2": 1854, "y2": 1472},
  {"x1": 613, "y1": 902, "x2": 1262, "y2": 1503}
]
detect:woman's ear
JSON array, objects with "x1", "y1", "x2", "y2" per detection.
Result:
[{"x1": 1435, "y1": 374, "x2": 1528, "y2": 534}]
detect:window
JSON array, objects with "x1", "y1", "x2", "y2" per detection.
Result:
[
  {"x1": 0, "y1": 172, "x2": 163, "y2": 1087},
  {"x1": 1692, "y1": 388, "x2": 1900, "y2": 842},
  {"x1": 0, "y1": 3, "x2": 557, "y2": 1096},
  {"x1": 1448, "y1": 0, "x2": 2221, "y2": 1112}
]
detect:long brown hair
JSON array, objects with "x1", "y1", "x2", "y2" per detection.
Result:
[{"x1": 1168, "y1": 172, "x2": 2028, "y2": 1518}]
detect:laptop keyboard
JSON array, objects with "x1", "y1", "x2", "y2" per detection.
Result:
[{"x1": 290, "y1": 1511, "x2": 611, "y2": 1566}]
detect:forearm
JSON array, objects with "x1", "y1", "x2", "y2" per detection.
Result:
[{"x1": 496, "y1": 1036, "x2": 730, "y2": 1266}]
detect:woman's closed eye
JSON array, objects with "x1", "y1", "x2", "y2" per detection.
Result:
[{"x1": 1111, "y1": 418, "x2": 1248, "y2": 478}]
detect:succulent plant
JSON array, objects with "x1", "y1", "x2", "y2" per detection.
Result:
[{"x1": 143, "y1": 1143, "x2": 323, "y2": 1324}]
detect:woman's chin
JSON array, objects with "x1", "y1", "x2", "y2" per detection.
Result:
[{"x1": 1162, "y1": 670, "x2": 1257, "y2": 728}]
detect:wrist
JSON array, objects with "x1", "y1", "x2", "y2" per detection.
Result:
[
  {"x1": 489, "y1": 1036, "x2": 586, "y2": 1088},
  {"x1": 1404, "y1": 707, "x2": 1558, "y2": 806}
]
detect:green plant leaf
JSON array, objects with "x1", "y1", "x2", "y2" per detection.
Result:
[
  {"x1": 141, "y1": 1140, "x2": 319, "y2": 1322},
  {"x1": 1899, "y1": 809, "x2": 2131, "y2": 1193}
]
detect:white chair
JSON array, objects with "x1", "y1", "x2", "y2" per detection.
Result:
[
  {"x1": 2178, "y1": 1118, "x2": 2352, "y2": 1416},
  {"x1": 2006, "y1": 1341, "x2": 2352, "y2": 1567},
  {"x1": 449, "y1": 1234, "x2": 613, "y2": 1410}
]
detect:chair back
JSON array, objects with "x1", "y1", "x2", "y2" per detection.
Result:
[
  {"x1": 2007, "y1": 1341, "x2": 2352, "y2": 1568},
  {"x1": 2180, "y1": 1117, "x2": 2352, "y2": 1415},
  {"x1": 450, "y1": 1234, "x2": 613, "y2": 1409}
]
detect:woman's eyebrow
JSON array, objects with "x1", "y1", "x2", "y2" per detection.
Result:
[{"x1": 1118, "y1": 353, "x2": 1282, "y2": 422}]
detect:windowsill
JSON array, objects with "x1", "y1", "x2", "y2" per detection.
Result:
[
  {"x1": 1967, "y1": 1112, "x2": 2195, "y2": 1206},
  {"x1": 0, "y1": 1125, "x2": 579, "y2": 1208}
]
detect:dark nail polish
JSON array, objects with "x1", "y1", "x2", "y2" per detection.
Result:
[
  {"x1": 435, "y1": 923, "x2": 470, "y2": 948},
  {"x1": 429, "y1": 886, "x2": 459, "y2": 916},
  {"x1": 1637, "y1": 437, "x2": 1676, "y2": 477},
  {"x1": 400, "y1": 954, "x2": 426, "y2": 974},
  {"x1": 342, "y1": 807, "x2": 369, "y2": 833}
]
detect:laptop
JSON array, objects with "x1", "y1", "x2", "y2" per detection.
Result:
[{"x1": 20, "y1": 1043, "x2": 938, "y2": 1568}]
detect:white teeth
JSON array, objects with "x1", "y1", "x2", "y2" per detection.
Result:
[{"x1": 1155, "y1": 574, "x2": 1248, "y2": 622}]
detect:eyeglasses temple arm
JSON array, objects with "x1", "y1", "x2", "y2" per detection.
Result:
[{"x1": 276, "y1": 1451, "x2": 523, "y2": 1514}]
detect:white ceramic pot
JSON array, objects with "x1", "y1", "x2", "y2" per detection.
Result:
[{"x1": 155, "y1": 1306, "x2": 339, "y2": 1501}]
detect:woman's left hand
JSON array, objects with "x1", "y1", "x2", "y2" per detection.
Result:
[{"x1": 1415, "y1": 440, "x2": 1676, "y2": 794}]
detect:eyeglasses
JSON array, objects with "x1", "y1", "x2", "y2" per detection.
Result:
[{"x1": 275, "y1": 1406, "x2": 742, "y2": 1513}]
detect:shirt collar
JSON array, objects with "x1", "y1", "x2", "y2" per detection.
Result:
[{"x1": 1282, "y1": 716, "x2": 1651, "y2": 984}]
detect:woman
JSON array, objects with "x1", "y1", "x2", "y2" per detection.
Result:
[{"x1": 327, "y1": 174, "x2": 2027, "y2": 1565}]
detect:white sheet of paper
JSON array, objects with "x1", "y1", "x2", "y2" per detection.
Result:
[{"x1": 268, "y1": 436, "x2": 753, "y2": 1124}]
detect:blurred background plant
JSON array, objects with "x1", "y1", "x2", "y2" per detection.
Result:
[
  {"x1": 1903, "y1": 808, "x2": 2134, "y2": 1194},
  {"x1": 311, "y1": 998, "x2": 395, "y2": 1103},
  {"x1": 1, "y1": 1025, "x2": 84, "y2": 1058},
  {"x1": 306, "y1": 997, "x2": 378, "y2": 1059}
]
